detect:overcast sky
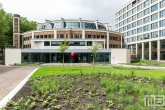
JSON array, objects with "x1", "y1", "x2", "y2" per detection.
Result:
[{"x1": 1, "y1": 0, "x2": 130, "y2": 30}]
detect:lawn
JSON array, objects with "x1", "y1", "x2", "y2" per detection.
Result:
[
  {"x1": 31, "y1": 66, "x2": 165, "y2": 79},
  {"x1": 2, "y1": 66, "x2": 165, "y2": 110}
]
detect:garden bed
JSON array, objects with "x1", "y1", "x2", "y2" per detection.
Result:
[{"x1": 2, "y1": 72, "x2": 165, "y2": 110}]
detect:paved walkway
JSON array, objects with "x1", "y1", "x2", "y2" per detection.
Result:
[{"x1": 0, "y1": 66, "x2": 37, "y2": 100}]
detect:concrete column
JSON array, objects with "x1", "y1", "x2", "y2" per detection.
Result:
[
  {"x1": 54, "y1": 30, "x2": 57, "y2": 39},
  {"x1": 136, "y1": 43, "x2": 138, "y2": 57},
  {"x1": 107, "y1": 32, "x2": 109, "y2": 49},
  {"x1": 157, "y1": 40, "x2": 160, "y2": 61},
  {"x1": 32, "y1": 32, "x2": 34, "y2": 39},
  {"x1": 142, "y1": 42, "x2": 144, "y2": 60},
  {"x1": 149, "y1": 41, "x2": 151, "y2": 60},
  {"x1": 104, "y1": 40, "x2": 105, "y2": 49},
  {"x1": 121, "y1": 34, "x2": 122, "y2": 48},
  {"x1": 131, "y1": 45, "x2": 133, "y2": 54},
  {"x1": 82, "y1": 30, "x2": 85, "y2": 39}
]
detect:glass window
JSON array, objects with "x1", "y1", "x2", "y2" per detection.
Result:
[
  {"x1": 132, "y1": 36, "x2": 136, "y2": 42},
  {"x1": 65, "y1": 22, "x2": 80, "y2": 28},
  {"x1": 151, "y1": 22, "x2": 158, "y2": 29},
  {"x1": 151, "y1": 13, "x2": 158, "y2": 21},
  {"x1": 124, "y1": 32, "x2": 127, "y2": 37},
  {"x1": 87, "y1": 41, "x2": 92, "y2": 46},
  {"x1": 160, "y1": 10, "x2": 165, "y2": 18},
  {"x1": 127, "y1": 24, "x2": 131, "y2": 30},
  {"x1": 115, "y1": 24, "x2": 118, "y2": 28},
  {"x1": 127, "y1": 4, "x2": 131, "y2": 10},
  {"x1": 80, "y1": 41, "x2": 85, "y2": 46},
  {"x1": 51, "y1": 41, "x2": 58, "y2": 46},
  {"x1": 137, "y1": 11, "x2": 142, "y2": 18},
  {"x1": 54, "y1": 22, "x2": 61, "y2": 28},
  {"x1": 119, "y1": 10, "x2": 122, "y2": 15},
  {"x1": 60, "y1": 34, "x2": 64, "y2": 38},
  {"x1": 127, "y1": 17, "x2": 131, "y2": 23},
  {"x1": 81, "y1": 22, "x2": 96, "y2": 29},
  {"x1": 119, "y1": 28, "x2": 122, "y2": 32},
  {"x1": 119, "y1": 22, "x2": 122, "y2": 27},
  {"x1": 137, "y1": 4, "x2": 142, "y2": 11},
  {"x1": 132, "y1": 29, "x2": 136, "y2": 35},
  {"x1": 123, "y1": 7, "x2": 127, "y2": 13},
  {"x1": 144, "y1": 0, "x2": 149, "y2": 7},
  {"x1": 137, "y1": 35, "x2": 142, "y2": 41},
  {"x1": 123, "y1": 26, "x2": 126, "y2": 31},
  {"x1": 132, "y1": 15, "x2": 136, "y2": 21},
  {"x1": 119, "y1": 16, "x2": 122, "y2": 21},
  {"x1": 160, "y1": 0, "x2": 165, "y2": 8},
  {"x1": 115, "y1": 12, "x2": 119, "y2": 17},
  {"x1": 151, "y1": 4, "x2": 158, "y2": 12},
  {"x1": 132, "y1": 8, "x2": 136, "y2": 14},
  {"x1": 123, "y1": 13, "x2": 126, "y2": 19},
  {"x1": 127, "y1": 10, "x2": 131, "y2": 17},
  {"x1": 127, "y1": 38, "x2": 131, "y2": 43},
  {"x1": 143, "y1": 16, "x2": 150, "y2": 24},
  {"x1": 137, "y1": 27, "x2": 142, "y2": 33},
  {"x1": 137, "y1": 19, "x2": 142, "y2": 26},
  {"x1": 143, "y1": 33, "x2": 150, "y2": 39},
  {"x1": 44, "y1": 41, "x2": 50, "y2": 46},
  {"x1": 144, "y1": 8, "x2": 150, "y2": 16},
  {"x1": 123, "y1": 20, "x2": 126, "y2": 25},
  {"x1": 127, "y1": 31, "x2": 131, "y2": 36},
  {"x1": 160, "y1": 19, "x2": 165, "y2": 27},
  {"x1": 151, "y1": 31, "x2": 158, "y2": 38},
  {"x1": 132, "y1": 22, "x2": 136, "y2": 28},
  {"x1": 151, "y1": 0, "x2": 157, "y2": 3},
  {"x1": 143, "y1": 25, "x2": 150, "y2": 32},
  {"x1": 160, "y1": 29, "x2": 165, "y2": 37}
]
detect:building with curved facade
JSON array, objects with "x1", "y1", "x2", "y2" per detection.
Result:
[{"x1": 6, "y1": 14, "x2": 130, "y2": 65}]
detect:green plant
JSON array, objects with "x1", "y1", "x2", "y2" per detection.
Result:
[
  {"x1": 29, "y1": 102, "x2": 36, "y2": 109},
  {"x1": 106, "y1": 100, "x2": 114, "y2": 108},
  {"x1": 42, "y1": 100, "x2": 48, "y2": 107},
  {"x1": 51, "y1": 105, "x2": 62, "y2": 110},
  {"x1": 87, "y1": 103, "x2": 94, "y2": 110}
]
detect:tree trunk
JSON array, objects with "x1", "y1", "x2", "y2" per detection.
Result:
[
  {"x1": 93, "y1": 57, "x2": 95, "y2": 68},
  {"x1": 62, "y1": 53, "x2": 64, "y2": 70}
]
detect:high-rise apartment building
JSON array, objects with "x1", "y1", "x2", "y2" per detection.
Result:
[{"x1": 115, "y1": 0, "x2": 165, "y2": 60}]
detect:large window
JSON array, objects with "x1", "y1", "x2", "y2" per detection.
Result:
[
  {"x1": 127, "y1": 24, "x2": 131, "y2": 30},
  {"x1": 44, "y1": 41, "x2": 50, "y2": 46},
  {"x1": 144, "y1": 8, "x2": 150, "y2": 16},
  {"x1": 160, "y1": 19, "x2": 165, "y2": 27},
  {"x1": 54, "y1": 22, "x2": 61, "y2": 28},
  {"x1": 143, "y1": 33, "x2": 150, "y2": 39},
  {"x1": 132, "y1": 22, "x2": 136, "y2": 28},
  {"x1": 160, "y1": 29, "x2": 165, "y2": 37},
  {"x1": 60, "y1": 34, "x2": 64, "y2": 38},
  {"x1": 127, "y1": 17, "x2": 131, "y2": 23},
  {"x1": 132, "y1": 36, "x2": 136, "y2": 42},
  {"x1": 137, "y1": 27, "x2": 142, "y2": 33},
  {"x1": 123, "y1": 26, "x2": 126, "y2": 31},
  {"x1": 65, "y1": 22, "x2": 80, "y2": 28},
  {"x1": 123, "y1": 14, "x2": 126, "y2": 19},
  {"x1": 132, "y1": 15, "x2": 136, "y2": 21},
  {"x1": 132, "y1": 8, "x2": 136, "y2": 14},
  {"x1": 137, "y1": 35, "x2": 142, "y2": 41},
  {"x1": 160, "y1": 10, "x2": 165, "y2": 18},
  {"x1": 115, "y1": 18, "x2": 118, "y2": 23},
  {"x1": 81, "y1": 22, "x2": 96, "y2": 29},
  {"x1": 137, "y1": 4, "x2": 142, "y2": 11},
  {"x1": 119, "y1": 10, "x2": 122, "y2": 15},
  {"x1": 51, "y1": 41, "x2": 58, "y2": 46},
  {"x1": 132, "y1": 29, "x2": 136, "y2": 35},
  {"x1": 127, "y1": 4, "x2": 131, "y2": 10},
  {"x1": 151, "y1": 0, "x2": 157, "y2": 3},
  {"x1": 160, "y1": 0, "x2": 165, "y2": 8},
  {"x1": 115, "y1": 24, "x2": 118, "y2": 28},
  {"x1": 127, "y1": 11, "x2": 131, "y2": 17},
  {"x1": 137, "y1": 12, "x2": 142, "y2": 18},
  {"x1": 137, "y1": 19, "x2": 142, "y2": 26},
  {"x1": 123, "y1": 7, "x2": 126, "y2": 13},
  {"x1": 115, "y1": 12, "x2": 119, "y2": 17},
  {"x1": 151, "y1": 22, "x2": 158, "y2": 29},
  {"x1": 127, "y1": 31, "x2": 131, "y2": 36},
  {"x1": 144, "y1": 16, "x2": 150, "y2": 23},
  {"x1": 143, "y1": 25, "x2": 150, "y2": 32},
  {"x1": 123, "y1": 20, "x2": 126, "y2": 25},
  {"x1": 144, "y1": 0, "x2": 149, "y2": 7},
  {"x1": 119, "y1": 22, "x2": 122, "y2": 27},
  {"x1": 119, "y1": 16, "x2": 122, "y2": 21},
  {"x1": 151, "y1": 4, "x2": 158, "y2": 12},
  {"x1": 151, "y1": 31, "x2": 158, "y2": 38},
  {"x1": 127, "y1": 38, "x2": 131, "y2": 43},
  {"x1": 151, "y1": 13, "x2": 158, "y2": 21}
]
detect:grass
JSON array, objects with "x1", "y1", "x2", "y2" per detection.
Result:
[
  {"x1": 12, "y1": 62, "x2": 41, "y2": 66},
  {"x1": 121, "y1": 60, "x2": 165, "y2": 67},
  {"x1": 31, "y1": 66, "x2": 165, "y2": 79}
]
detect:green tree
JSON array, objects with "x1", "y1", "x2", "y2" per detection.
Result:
[
  {"x1": 0, "y1": 9, "x2": 9, "y2": 61},
  {"x1": 87, "y1": 43, "x2": 101, "y2": 68},
  {"x1": 58, "y1": 40, "x2": 70, "y2": 70}
]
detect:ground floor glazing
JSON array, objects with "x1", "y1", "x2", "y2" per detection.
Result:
[{"x1": 22, "y1": 53, "x2": 111, "y2": 63}]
